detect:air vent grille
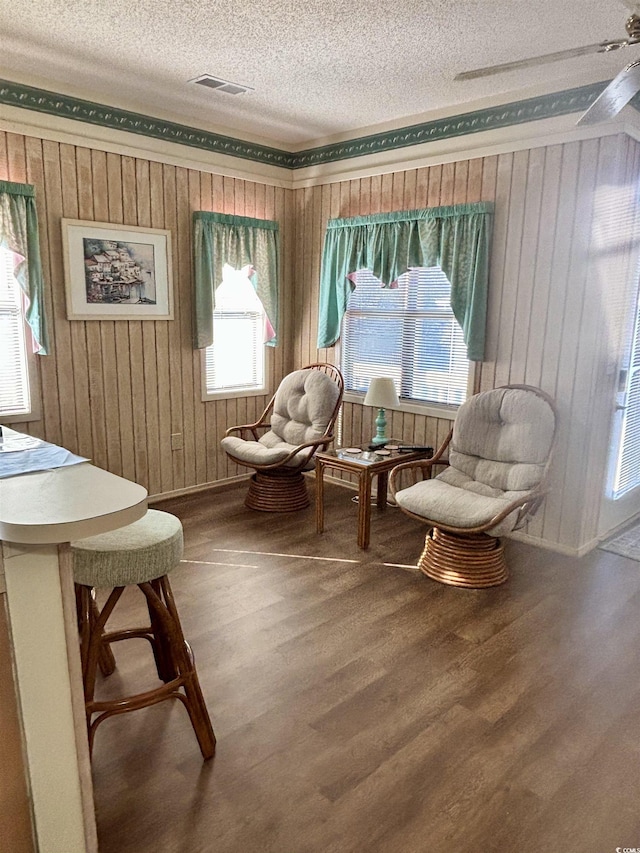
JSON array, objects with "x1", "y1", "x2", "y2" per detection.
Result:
[{"x1": 190, "y1": 75, "x2": 253, "y2": 95}]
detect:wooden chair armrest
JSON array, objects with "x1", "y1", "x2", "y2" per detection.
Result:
[
  {"x1": 270, "y1": 435, "x2": 335, "y2": 468},
  {"x1": 225, "y1": 421, "x2": 270, "y2": 440},
  {"x1": 389, "y1": 458, "x2": 447, "y2": 497},
  {"x1": 432, "y1": 486, "x2": 550, "y2": 536},
  {"x1": 475, "y1": 487, "x2": 549, "y2": 533}
]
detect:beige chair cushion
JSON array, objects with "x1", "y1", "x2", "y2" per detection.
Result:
[
  {"x1": 220, "y1": 435, "x2": 314, "y2": 468},
  {"x1": 221, "y1": 368, "x2": 340, "y2": 470},
  {"x1": 394, "y1": 386, "x2": 555, "y2": 535},
  {"x1": 394, "y1": 472, "x2": 528, "y2": 536},
  {"x1": 269, "y1": 368, "x2": 340, "y2": 444},
  {"x1": 450, "y1": 386, "x2": 555, "y2": 491},
  {"x1": 71, "y1": 509, "x2": 183, "y2": 588}
]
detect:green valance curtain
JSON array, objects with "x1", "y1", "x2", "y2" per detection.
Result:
[
  {"x1": 193, "y1": 211, "x2": 279, "y2": 349},
  {"x1": 318, "y1": 202, "x2": 493, "y2": 361},
  {"x1": 0, "y1": 180, "x2": 48, "y2": 354}
]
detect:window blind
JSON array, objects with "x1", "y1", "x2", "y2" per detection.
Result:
[
  {"x1": 341, "y1": 267, "x2": 469, "y2": 407},
  {"x1": 612, "y1": 285, "x2": 640, "y2": 498},
  {"x1": 0, "y1": 248, "x2": 31, "y2": 417},
  {"x1": 204, "y1": 310, "x2": 264, "y2": 394},
  {"x1": 203, "y1": 264, "x2": 266, "y2": 395}
]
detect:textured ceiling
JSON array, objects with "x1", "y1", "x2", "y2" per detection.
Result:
[{"x1": 0, "y1": 0, "x2": 637, "y2": 147}]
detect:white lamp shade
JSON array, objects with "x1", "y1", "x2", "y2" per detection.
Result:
[{"x1": 364, "y1": 377, "x2": 400, "y2": 409}]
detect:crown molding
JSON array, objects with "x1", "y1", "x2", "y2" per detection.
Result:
[
  {"x1": 0, "y1": 77, "x2": 612, "y2": 172},
  {"x1": 0, "y1": 102, "x2": 294, "y2": 187},
  {"x1": 290, "y1": 114, "x2": 628, "y2": 188}
]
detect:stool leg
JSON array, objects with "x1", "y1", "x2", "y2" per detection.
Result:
[
  {"x1": 146, "y1": 578, "x2": 178, "y2": 683},
  {"x1": 81, "y1": 587, "x2": 125, "y2": 754},
  {"x1": 75, "y1": 584, "x2": 92, "y2": 680},
  {"x1": 158, "y1": 577, "x2": 216, "y2": 760},
  {"x1": 76, "y1": 585, "x2": 118, "y2": 680},
  {"x1": 140, "y1": 578, "x2": 216, "y2": 760},
  {"x1": 90, "y1": 592, "x2": 117, "y2": 677}
]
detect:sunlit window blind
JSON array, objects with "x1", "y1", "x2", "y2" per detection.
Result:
[
  {"x1": 612, "y1": 285, "x2": 640, "y2": 498},
  {"x1": 0, "y1": 248, "x2": 31, "y2": 417},
  {"x1": 204, "y1": 264, "x2": 265, "y2": 395},
  {"x1": 341, "y1": 267, "x2": 469, "y2": 407}
]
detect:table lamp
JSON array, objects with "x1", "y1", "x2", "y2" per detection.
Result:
[{"x1": 364, "y1": 377, "x2": 400, "y2": 446}]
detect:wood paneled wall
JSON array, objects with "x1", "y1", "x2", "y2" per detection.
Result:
[
  {"x1": 2, "y1": 124, "x2": 638, "y2": 551},
  {"x1": 293, "y1": 135, "x2": 640, "y2": 551},
  {"x1": 0, "y1": 132, "x2": 294, "y2": 496}
]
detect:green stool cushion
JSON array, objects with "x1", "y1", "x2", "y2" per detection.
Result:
[{"x1": 72, "y1": 509, "x2": 183, "y2": 588}]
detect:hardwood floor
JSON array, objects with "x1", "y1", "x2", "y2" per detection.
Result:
[{"x1": 92, "y1": 480, "x2": 640, "y2": 853}]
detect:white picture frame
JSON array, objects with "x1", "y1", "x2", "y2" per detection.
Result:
[{"x1": 62, "y1": 219, "x2": 174, "y2": 321}]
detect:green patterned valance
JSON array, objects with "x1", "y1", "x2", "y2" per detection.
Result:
[
  {"x1": 318, "y1": 202, "x2": 493, "y2": 361},
  {"x1": 0, "y1": 180, "x2": 48, "y2": 354},
  {"x1": 193, "y1": 212, "x2": 280, "y2": 349}
]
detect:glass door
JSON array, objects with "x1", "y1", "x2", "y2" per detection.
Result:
[{"x1": 609, "y1": 286, "x2": 640, "y2": 500}]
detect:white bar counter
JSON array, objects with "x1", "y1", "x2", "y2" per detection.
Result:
[{"x1": 0, "y1": 452, "x2": 147, "y2": 853}]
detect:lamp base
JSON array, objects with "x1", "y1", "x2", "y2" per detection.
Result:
[
  {"x1": 371, "y1": 407, "x2": 388, "y2": 445},
  {"x1": 370, "y1": 435, "x2": 388, "y2": 446}
]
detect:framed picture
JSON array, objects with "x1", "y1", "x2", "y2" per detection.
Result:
[{"x1": 62, "y1": 219, "x2": 174, "y2": 320}]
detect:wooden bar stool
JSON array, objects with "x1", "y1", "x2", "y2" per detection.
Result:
[{"x1": 71, "y1": 509, "x2": 215, "y2": 759}]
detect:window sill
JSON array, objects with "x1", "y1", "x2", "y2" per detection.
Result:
[
  {"x1": 343, "y1": 392, "x2": 459, "y2": 421},
  {"x1": 202, "y1": 386, "x2": 269, "y2": 403},
  {"x1": 1, "y1": 409, "x2": 41, "y2": 424}
]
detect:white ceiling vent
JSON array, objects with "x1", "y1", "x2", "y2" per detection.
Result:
[{"x1": 190, "y1": 74, "x2": 253, "y2": 95}]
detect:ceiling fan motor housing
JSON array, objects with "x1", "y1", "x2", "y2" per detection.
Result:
[{"x1": 626, "y1": 13, "x2": 640, "y2": 38}]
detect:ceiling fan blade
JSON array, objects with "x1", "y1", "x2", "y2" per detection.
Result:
[
  {"x1": 577, "y1": 58, "x2": 640, "y2": 124},
  {"x1": 455, "y1": 41, "x2": 627, "y2": 81}
]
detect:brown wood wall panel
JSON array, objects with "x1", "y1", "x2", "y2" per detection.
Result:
[
  {"x1": 0, "y1": 132, "x2": 293, "y2": 496},
  {"x1": 293, "y1": 138, "x2": 640, "y2": 550}
]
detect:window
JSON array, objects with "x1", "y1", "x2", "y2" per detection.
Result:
[
  {"x1": 202, "y1": 264, "x2": 267, "y2": 399},
  {"x1": 341, "y1": 267, "x2": 469, "y2": 409},
  {"x1": 0, "y1": 247, "x2": 36, "y2": 420}
]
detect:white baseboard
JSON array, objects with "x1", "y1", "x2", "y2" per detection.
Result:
[
  {"x1": 149, "y1": 474, "x2": 249, "y2": 503},
  {"x1": 596, "y1": 511, "x2": 640, "y2": 544},
  {"x1": 506, "y1": 530, "x2": 598, "y2": 557}
]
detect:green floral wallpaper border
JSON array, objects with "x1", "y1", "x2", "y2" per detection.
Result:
[
  {"x1": 0, "y1": 79, "x2": 295, "y2": 168},
  {"x1": 0, "y1": 78, "x2": 622, "y2": 171},
  {"x1": 295, "y1": 82, "x2": 612, "y2": 168}
]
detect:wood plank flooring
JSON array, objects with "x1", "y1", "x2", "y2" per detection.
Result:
[{"x1": 92, "y1": 480, "x2": 640, "y2": 853}]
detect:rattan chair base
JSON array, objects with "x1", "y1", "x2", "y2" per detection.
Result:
[
  {"x1": 245, "y1": 470, "x2": 310, "y2": 512},
  {"x1": 418, "y1": 527, "x2": 509, "y2": 588}
]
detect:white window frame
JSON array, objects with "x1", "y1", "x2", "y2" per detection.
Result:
[
  {"x1": 339, "y1": 267, "x2": 475, "y2": 422},
  {"x1": 200, "y1": 264, "x2": 270, "y2": 402},
  {"x1": 0, "y1": 247, "x2": 41, "y2": 423}
]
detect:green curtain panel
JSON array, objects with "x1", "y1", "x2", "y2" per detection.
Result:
[
  {"x1": 0, "y1": 180, "x2": 49, "y2": 354},
  {"x1": 317, "y1": 202, "x2": 493, "y2": 361},
  {"x1": 193, "y1": 211, "x2": 279, "y2": 349}
]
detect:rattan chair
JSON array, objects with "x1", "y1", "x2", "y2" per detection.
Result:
[
  {"x1": 221, "y1": 363, "x2": 344, "y2": 511},
  {"x1": 389, "y1": 385, "x2": 558, "y2": 588}
]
